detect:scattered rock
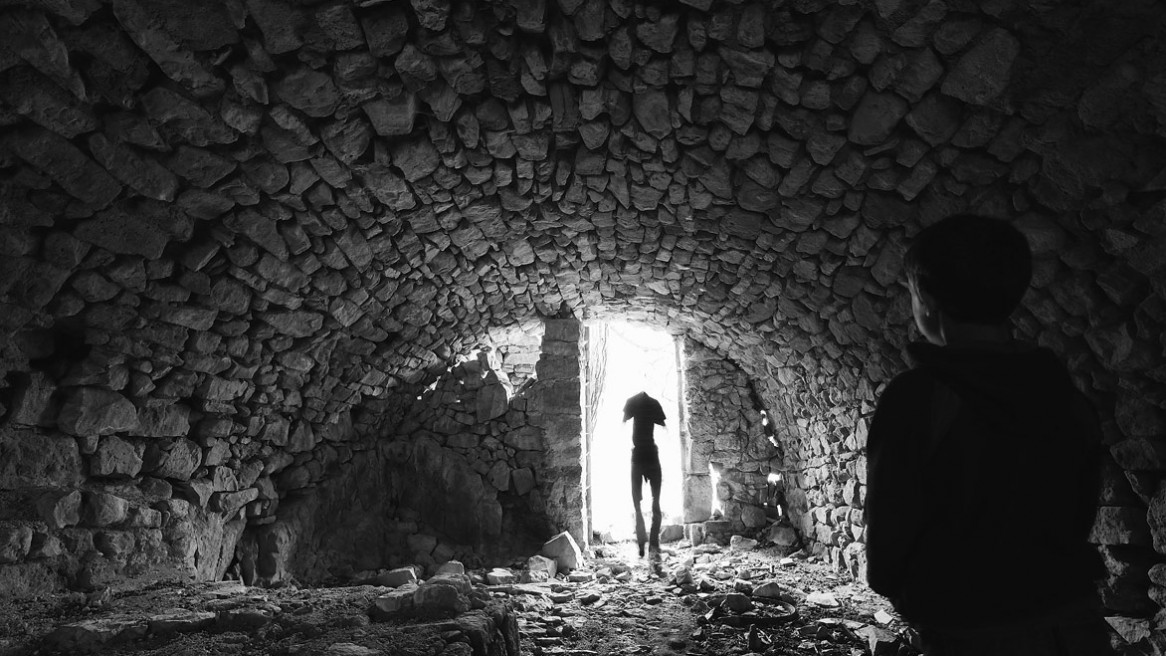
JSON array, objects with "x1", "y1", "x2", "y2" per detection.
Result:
[
  {"x1": 324, "y1": 642, "x2": 379, "y2": 656},
  {"x1": 541, "y1": 531, "x2": 584, "y2": 572},
  {"x1": 46, "y1": 617, "x2": 148, "y2": 653},
  {"x1": 373, "y1": 585, "x2": 418, "y2": 616},
  {"x1": 806, "y1": 591, "x2": 840, "y2": 608},
  {"x1": 486, "y1": 568, "x2": 516, "y2": 584},
  {"x1": 729, "y1": 536, "x2": 758, "y2": 551}
]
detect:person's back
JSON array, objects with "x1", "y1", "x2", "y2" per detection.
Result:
[
  {"x1": 864, "y1": 214, "x2": 1114, "y2": 655},
  {"x1": 626, "y1": 391, "x2": 664, "y2": 454},
  {"x1": 871, "y1": 342, "x2": 1104, "y2": 626}
]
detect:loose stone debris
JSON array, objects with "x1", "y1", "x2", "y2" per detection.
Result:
[{"x1": 0, "y1": 541, "x2": 930, "y2": 656}]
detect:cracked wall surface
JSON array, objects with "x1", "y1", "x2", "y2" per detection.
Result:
[{"x1": 0, "y1": 0, "x2": 1164, "y2": 630}]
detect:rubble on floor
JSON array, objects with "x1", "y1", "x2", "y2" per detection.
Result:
[{"x1": 2, "y1": 540, "x2": 1151, "y2": 656}]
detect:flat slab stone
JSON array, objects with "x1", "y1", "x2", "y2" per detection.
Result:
[
  {"x1": 372, "y1": 585, "x2": 418, "y2": 616},
  {"x1": 46, "y1": 616, "x2": 149, "y2": 653},
  {"x1": 147, "y1": 609, "x2": 216, "y2": 634}
]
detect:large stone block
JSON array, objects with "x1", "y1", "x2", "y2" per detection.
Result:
[
  {"x1": 527, "y1": 554, "x2": 557, "y2": 579},
  {"x1": 486, "y1": 460, "x2": 510, "y2": 492},
  {"x1": 89, "y1": 133, "x2": 178, "y2": 201},
  {"x1": 112, "y1": 0, "x2": 229, "y2": 96},
  {"x1": 94, "y1": 530, "x2": 136, "y2": 559},
  {"x1": 540, "y1": 531, "x2": 583, "y2": 571},
  {"x1": 0, "y1": 525, "x2": 33, "y2": 563},
  {"x1": 375, "y1": 566, "x2": 419, "y2": 588},
  {"x1": 848, "y1": 92, "x2": 908, "y2": 145},
  {"x1": 210, "y1": 488, "x2": 259, "y2": 518},
  {"x1": 0, "y1": 66, "x2": 96, "y2": 138},
  {"x1": 58, "y1": 388, "x2": 140, "y2": 437},
  {"x1": 1112, "y1": 439, "x2": 1166, "y2": 471},
  {"x1": 940, "y1": 27, "x2": 1019, "y2": 106},
  {"x1": 137, "y1": 405, "x2": 192, "y2": 438},
  {"x1": 1090, "y1": 506, "x2": 1152, "y2": 547},
  {"x1": 83, "y1": 492, "x2": 129, "y2": 527},
  {"x1": 372, "y1": 585, "x2": 418, "y2": 616},
  {"x1": 1151, "y1": 482, "x2": 1166, "y2": 556},
  {"x1": 476, "y1": 376, "x2": 510, "y2": 422},
  {"x1": 501, "y1": 427, "x2": 542, "y2": 451},
  {"x1": 542, "y1": 320, "x2": 580, "y2": 343},
  {"x1": 36, "y1": 490, "x2": 82, "y2": 529},
  {"x1": 0, "y1": 430, "x2": 82, "y2": 489},
  {"x1": 76, "y1": 201, "x2": 193, "y2": 259},
  {"x1": 413, "y1": 581, "x2": 468, "y2": 614},
  {"x1": 1098, "y1": 545, "x2": 1156, "y2": 614},
  {"x1": 8, "y1": 372, "x2": 58, "y2": 428},
  {"x1": 91, "y1": 436, "x2": 144, "y2": 478},
  {"x1": 146, "y1": 438, "x2": 202, "y2": 480},
  {"x1": 273, "y1": 66, "x2": 339, "y2": 117},
  {"x1": 741, "y1": 504, "x2": 767, "y2": 528},
  {"x1": 3, "y1": 127, "x2": 121, "y2": 207}
]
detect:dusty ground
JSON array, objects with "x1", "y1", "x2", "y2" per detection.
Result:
[
  {"x1": 0, "y1": 541, "x2": 1134, "y2": 656},
  {"x1": 527, "y1": 541, "x2": 905, "y2": 656}
]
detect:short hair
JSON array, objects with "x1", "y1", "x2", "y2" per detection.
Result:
[{"x1": 903, "y1": 214, "x2": 1033, "y2": 324}]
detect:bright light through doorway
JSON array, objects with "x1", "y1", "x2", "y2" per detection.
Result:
[{"x1": 590, "y1": 322, "x2": 684, "y2": 542}]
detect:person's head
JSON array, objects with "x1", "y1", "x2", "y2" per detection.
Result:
[{"x1": 903, "y1": 214, "x2": 1032, "y2": 345}]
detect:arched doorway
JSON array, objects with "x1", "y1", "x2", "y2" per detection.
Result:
[{"x1": 583, "y1": 321, "x2": 686, "y2": 543}]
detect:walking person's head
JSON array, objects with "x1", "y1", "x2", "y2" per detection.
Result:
[{"x1": 903, "y1": 214, "x2": 1032, "y2": 345}]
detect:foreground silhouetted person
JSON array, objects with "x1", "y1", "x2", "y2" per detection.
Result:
[
  {"x1": 865, "y1": 214, "x2": 1114, "y2": 656},
  {"x1": 623, "y1": 391, "x2": 666, "y2": 557}
]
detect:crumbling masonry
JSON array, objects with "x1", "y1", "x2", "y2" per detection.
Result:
[{"x1": 0, "y1": 0, "x2": 1164, "y2": 636}]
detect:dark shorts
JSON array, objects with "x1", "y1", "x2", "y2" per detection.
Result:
[{"x1": 631, "y1": 447, "x2": 660, "y2": 502}]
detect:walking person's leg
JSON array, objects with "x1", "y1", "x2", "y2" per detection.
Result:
[
  {"x1": 631, "y1": 459, "x2": 647, "y2": 556},
  {"x1": 647, "y1": 458, "x2": 662, "y2": 553}
]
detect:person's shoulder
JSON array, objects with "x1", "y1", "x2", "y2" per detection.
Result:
[
  {"x1": 883, "y1": 367, "x2": 936, "y2": 397},
  {"x1": 873, "y1": 368, "x2": 936, "y2": 418}
]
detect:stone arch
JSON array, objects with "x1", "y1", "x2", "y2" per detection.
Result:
[{"x1": 0, "y1": 0, "x2": 1161, "y2": 625}]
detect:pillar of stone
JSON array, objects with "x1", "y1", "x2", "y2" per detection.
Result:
[{"x1": 531, "y1": 319, "x2": 587, "y2": 548}]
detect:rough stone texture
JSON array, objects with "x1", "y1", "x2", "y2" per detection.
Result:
[
  {"x1": 940, "y1": 28, "x2": 1019, "y2": 106},
  {"x1": 58, "y1": 388, "x2": 140, "y2": 437},
  {"x1": 91, "y1": 436, "x2": 144, "y2": 478},
  {"x1": 540, "y1": 531, "x2": 584, "y2": 572},
  {"x1": 0, "y1": 0, "x2": 1161, "y2": 626},
  {"x1": 683, "y1": 341, "x2": 778, "y2": 542},
  {"x1": 233, "y1": 324, "x2": 564, "y2": 586}
]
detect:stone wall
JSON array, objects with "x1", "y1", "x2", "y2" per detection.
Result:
[
  {"x1": 0, "y1": 377, "x2": 260, "y2": 596},
  {"x1": 0, "y1": 0, "x2": 1162, "y2": 632},
  {"x1": 748, "y1": 236, "x2": 1166, "y2": 627},
  {"x1": 483, "y1": 323, "x2": 544, "y2": 390},
  {"x1": 681, "y1": 340, "x2": 778, "y2": 543},
  {"x1": 238, "y1": 320, "x2": 583, "y2": 585},
  {"x1": 766, "y1": 371, "x2": 871, "y2": 579},
  {"x1": 530, "y1": 320, "x2": 587, "y2": 547}
]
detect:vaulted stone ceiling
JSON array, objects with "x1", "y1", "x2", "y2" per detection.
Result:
[
  {"x1": 2, "y1": 0, "x2": 1166, "y2": 585},
  {"x1": 5, "y1": 0, "x2": 1160, "y2": 403}
]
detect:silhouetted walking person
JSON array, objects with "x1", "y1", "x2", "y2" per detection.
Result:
[{"x1": 623, "y1": 391, "x2": 666, "y2": 558}]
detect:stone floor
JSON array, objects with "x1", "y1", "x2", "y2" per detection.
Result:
[
  {"x1": 0, "y1": 541, "x2": 1146, "y2": 656},
  {"x1": 512, "y1": 540, "x2": 906, "y2": 656}
]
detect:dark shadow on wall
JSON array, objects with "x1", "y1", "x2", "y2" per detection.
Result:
[{"x1": 235, "y1": 421, "x2": 554, "y2": 586}]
